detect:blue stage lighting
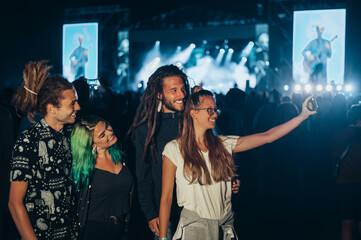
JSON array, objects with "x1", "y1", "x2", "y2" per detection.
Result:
[
  {"x1": 294, "y1": 84, "x2": 302, "y2": 92},
  {"x1": 305, "y1": 84, "x2": 312, "y2": 93},
  {"x1": 345, "y1": 85, "x2": 352, "y2": 92},
  {"x1": 316, "y1": 84, "x2": 323, "y2": 92},
  {"x1": 326, "y1": 85, "x2": 333, "y2": 92}
]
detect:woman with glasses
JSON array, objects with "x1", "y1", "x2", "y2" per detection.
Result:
[
  {"x1": 71, "y1": 115, "x2": 133, "y2": 240},
  {"x1": 159, "y1": 86, "x2": 316, "y2": 240}
]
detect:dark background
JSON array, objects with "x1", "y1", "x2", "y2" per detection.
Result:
[{"x1": 0, "y1": 0, "x2": 267, "y2": 89}]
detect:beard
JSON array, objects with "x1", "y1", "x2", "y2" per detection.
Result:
[{"x1": 162, "y1": 97, "x2": 184, "y2": 112}]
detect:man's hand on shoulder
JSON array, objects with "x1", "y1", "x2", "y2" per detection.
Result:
[{"x1": 232, "y1": 179, "x2": 241, "y2": 194}]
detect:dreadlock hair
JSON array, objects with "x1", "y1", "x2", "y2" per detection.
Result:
[
  {"x1": 71, "y1": 115, "x2": 124, "y2": 190},
  {"x1": 179, "y1": 87, "x2": 236, "y2": 185},
  {"x1": 12, "y1": 60, "x2": 73, "y2": 122},
  {"x1": 127, "y1": 64, "x2": 190, "y2": 163}
]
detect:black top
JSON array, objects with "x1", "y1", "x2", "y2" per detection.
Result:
[
  {"x1": 87, "y1": 165, "x2": 133, "y2": 221},
  {"x1": 135, "y1": 112, "x2": 181, "y2": 222},
  {"x1": 10, "y1": 119, "x2": 77, "y2": 240}
]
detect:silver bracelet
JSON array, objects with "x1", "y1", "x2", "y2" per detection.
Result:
[{"x1": 160, "y1": 238, "x2": 168, "y2": 240}]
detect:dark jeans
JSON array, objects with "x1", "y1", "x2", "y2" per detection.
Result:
[{"x1": 81, "y1": 220, "x2": 126, "y2": 240}]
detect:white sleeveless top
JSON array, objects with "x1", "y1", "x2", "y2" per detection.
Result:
[{"x1": 162, "y1": 135, "x2": 238, "y2": 219}]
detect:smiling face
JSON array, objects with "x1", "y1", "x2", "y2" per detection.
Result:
[
  {"x1": 191, "y1": 96, "x2": 219, "y2": 131},
  {"x1": 92, "y1": 121, "x2": 117, "y2": 150},
  {"x1": 53, "y1": 89, "x2": 80, "y2": 125},
  {"x1": 159, "y1": 76, "x2": 186, "y2": 113}
]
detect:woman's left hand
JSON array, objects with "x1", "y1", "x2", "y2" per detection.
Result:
[{"x1": 300, "y1": 96, "x2": 318, "y2": 119}]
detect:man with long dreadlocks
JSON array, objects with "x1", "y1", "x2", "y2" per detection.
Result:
[
  {"x1": 127, "y1": 65, "x2": 189, "y2": 239},
  {"x1": 8, "y1": 60, "x2": 80, "y2": 239},
  {"x1": 128, "y1": 65, "x2": 241, "y2": 239}
]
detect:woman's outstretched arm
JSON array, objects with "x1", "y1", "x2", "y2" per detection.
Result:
[{"x1": 233, "y1": 96, "x2": 317, "y2": 153}]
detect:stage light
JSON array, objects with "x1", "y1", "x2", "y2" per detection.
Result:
[
  {"x1": 215, "y1": 45, "x2": 220, "y2": 49},
  {"x1": 139, "y1": 40, "x2": 161, "y2": 75},
  {"x1": 174, "y1": 46, "x2": 182, "y2": 55},
  {"x1": 190, "y1": 43, "x2": 196, "y2": 48},
  {"x1": 265, "y1": 61, "x2": 269, "y2": 66},
  {"x1": 305, "y1": 84, "x2": 312, "y2": 93},
  {"x1": 316, "y1": 84, "x2": 323, "y2": 91},
  {"x1": 241, "y1": 57, "x2": 247, "y2": 62},
  {"x1": 326, "y1": 85, "x2": 333, "y2": 92},
  {"x1": 205, "y1": 50, "x2": 210, "y2": 55},
  {"x1": 241, "y1": 41, "x2": 255, "y2": 57},
  {"x1": 203, "y1": 40, "x2": 207, "y2": 44},
  {"x1": 151, "y1": 57, "x2": 161, "y2": 70},
  {"x1": 283, "y1": 85, "x2": 289, "y2": 91},
  {"x1": 215, "y1": 48, "x2": 226, "y2": 64},
  {"x1": 224, "y1": 48, "x2": 234, "y2": 65},
  {"x1": 137, "y1": 83, "x2": 143, "y2": 88},
  {"x1": 294, "y1": 84, "x2": 302, "y2": 92},
  {"x1": 345, "y1": 85, "x2": 352, "y2": 92},
  {"x1": 168, "y1": 44, "x2": 195, "y2": 64},
  {"x1": 224, "y1": 39, "x2": 229, "y2": 44},
  {"x1": 336, "y1": 85, "x2": 343, "y2": 91},
  {"x1": 175, "y1": 62, "x2": 183, "y2": 68}
]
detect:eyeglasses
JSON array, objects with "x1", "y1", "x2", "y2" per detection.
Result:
[{"x1": 194, "y1": 107, "x2": 221, "y2": 116}]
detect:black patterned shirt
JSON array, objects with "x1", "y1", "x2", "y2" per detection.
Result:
[{"x1": 10, "y1": 119, "x2": 77, "y2": 240}]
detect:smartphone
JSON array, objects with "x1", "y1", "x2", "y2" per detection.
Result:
[{"x1": 307, "y1": 96, "x2": 318, "y2": 111}]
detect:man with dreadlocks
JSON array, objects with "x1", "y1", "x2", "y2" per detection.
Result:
[
  {"x1": 8, "y1": 60, "x2": 80, "y2": 239},
  {"x1": 127, "y1": 65, "x2": 189, "y2": 239},
  {"x1": 128, "y1": 65, "x2": 241, "y2": 239}
]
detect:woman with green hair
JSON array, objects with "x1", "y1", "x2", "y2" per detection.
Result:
[{"x1": 71, "y1": 115, "x2": 133, "y2": 240}]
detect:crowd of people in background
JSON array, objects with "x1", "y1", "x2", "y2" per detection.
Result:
[{"x1": 0, "y1": 61, "x2": 360, "y2": 240}]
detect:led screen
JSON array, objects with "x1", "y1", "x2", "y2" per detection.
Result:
[
  {"x1": 293, "y1": 9, "x2": 346, "y2": 85},
  {"x1": 63, "y1": 22, "x2": 98, "y2": 82}
]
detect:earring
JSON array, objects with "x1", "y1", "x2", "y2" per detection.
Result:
[{"x1": 92, "y1": 146, "x2": 97, "y2": 155}]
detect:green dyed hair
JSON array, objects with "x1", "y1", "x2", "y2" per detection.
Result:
[{"x1": 71, "y1": 115, "x2": 124, "y2": 190}]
